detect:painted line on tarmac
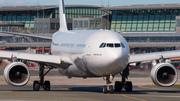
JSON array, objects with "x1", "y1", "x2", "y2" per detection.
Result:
[
  {"x1": 120, "y1": 94, "x2": 147, "y2": 101},
  {"x1": 137, "y1": 86, "x2": 168, "y2": 90},
  {"x1": 0, "y1": 94, "x2": 102, "y2": 101},
  {"x1": 133, "y1": 95, "x2": 180, "y2": 98}
]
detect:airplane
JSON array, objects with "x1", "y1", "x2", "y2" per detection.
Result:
[{"x1": 0, "y1": 0, "x2": 179, "y2": 94}]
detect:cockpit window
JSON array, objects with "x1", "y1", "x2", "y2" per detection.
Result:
[
  {"x1": 99, "y1": 43, "x2": 106, "y2": 48},
  {"x1": 99, "y1": 43, "x2": 122, "y2": 48},
  {"x1": 107, "y1": 43, "x2": 114, "y2": 48},
  {"x1": 115, "y1": 43, "x2": 121, "y2": 48},
  {"x1": 99, "y1": 43, "x2": 104, "y2": 48},
  {"x1": 102, "y1": 43, "x2": 106, "y2": 48},
  {"x1": 121, "y1": 43, "x2": 125, "y2": 48}
]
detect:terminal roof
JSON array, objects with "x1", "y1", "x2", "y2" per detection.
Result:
[
  {"x1": 0, "y1": 5, "x2": 102, "y2": 11},
  {"x1": 100, "y1": 4, "x2": 180, "y2": 10}
]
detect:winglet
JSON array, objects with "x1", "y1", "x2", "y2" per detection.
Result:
[{"x1": 59, "y1": 0, "x2": 68, "y2": 32}]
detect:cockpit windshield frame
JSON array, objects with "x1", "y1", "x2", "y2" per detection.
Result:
[{"x1": 99, "y1": 43, "x2": 123, "y2": 48}]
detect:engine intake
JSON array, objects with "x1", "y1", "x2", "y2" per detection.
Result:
[
  {"x1": 151, "y1": 63, "x2": 178, "y2": 87},
  {"x1": 4, "y1": 62, "x2": 30, "y2": 87}
]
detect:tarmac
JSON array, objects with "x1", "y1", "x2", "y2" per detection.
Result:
[{"x1": 0, "y1": 60, "x2": 180, "y2": 101}]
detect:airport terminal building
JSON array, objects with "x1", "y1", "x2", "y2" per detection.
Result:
[
  {"x1": 1, "y1": 4, "x2": 180, "y2": 55},
  {"x1": 101, "y1": 4, "x2": 180, "y2": 32},
  {"x1": 1, "y1": 4, "x2": 180, "y2": 33}
]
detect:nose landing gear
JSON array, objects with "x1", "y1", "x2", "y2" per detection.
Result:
[
  {"x1": 103, "y1": 75, "x2": 114, "y2": 94},
  {"x1": 102, "y1": 65, "x2": 132, "y2": 94}
]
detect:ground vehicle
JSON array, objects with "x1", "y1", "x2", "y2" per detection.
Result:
[
  {"x1": 177, "y1": 66, "x2": 180, "y2": 70},
  {"x1": 28, "y1": 63, "x2": 35, "y2": 67}
]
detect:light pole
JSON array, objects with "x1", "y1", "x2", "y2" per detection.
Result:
[
  {"x1": 101, "y1": 0, "x2": 103, "y2": 6},
  {"x1": 107, "y1": 0, "x2": 110, "y2": 30},
  {"x1": 42, "y1": 1, "x2": 45, "y2": 54},
  {"x1": 33, "y1": 15, "x2": 39, "y2": 48},
  {"x1": 37, "y1": 1, "x2": 39, "y2": 48}
]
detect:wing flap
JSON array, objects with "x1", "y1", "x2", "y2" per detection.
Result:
[{"x1": 129, "y1": 50, "x2": 180, "y2": 63}]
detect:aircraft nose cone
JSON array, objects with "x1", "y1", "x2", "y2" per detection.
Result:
[{"x1": 108, "y1": 49, "x2": 122, "y2": 61}]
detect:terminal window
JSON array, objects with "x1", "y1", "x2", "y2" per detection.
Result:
[
  {"x1": 50, "y1": 23, "x2": 55, "y2": 30},
  {"x1": 111, "y1": 9, "x2": 179, "y2": 32},
  {"x1": 73, "y1": 21, "x2": 78, "y2": 28},
  {"x1": 177, "y1": 19, "x2": 180, "y2": 27},
  {"x1": 84, "y1": 21, "x2": 88, "y2": 28},
  {"x1": 90, "y1": 21, "x2": 95, "y2": 28},
  {"x1": 79, "y1": 21, "x2": 83, "y2": 28}
]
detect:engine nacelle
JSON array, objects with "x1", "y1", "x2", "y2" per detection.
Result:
[
  {"x1": 4, "y1": 62, "x2": 30, "y2": 87},
  {"x1": 151, "y1": 63, "x2": 178, "y2": 87}
]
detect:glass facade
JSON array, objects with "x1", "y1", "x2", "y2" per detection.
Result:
[
  {"x1": 111, "y1": 9, "x2": 180, "y2": 32},
  {"x1": 0, "y1": 6, "x2": 102, "y2": 32},
  {"x1": 65, "y1": 7, "x2": 102, "y2": 19},
  {"x1": 124, "y1": 36, "x2": 180, "y2": 42},
  {"x1": 0, "y1": 9, "x2": 54, "y2": 32}
]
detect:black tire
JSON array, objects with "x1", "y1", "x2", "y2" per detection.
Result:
[
  {"x1": 103, "y1": 85, "x2": 107, "y2": 94},
  {"x1": 115, "y1": 81, "x2": 123, "y2": 91},
  {"x1": 44, "y1": 81, "x2": 50, "y2": 91},
  {"x1": 109, "y1": 85, "x2": 113, "y2": 94},
  {"x1": 125, "y1": 81, "x2": 132, "y2": 92},
  {"x1": 33, "y1": 81, "x2": 40, "y2": 91}
]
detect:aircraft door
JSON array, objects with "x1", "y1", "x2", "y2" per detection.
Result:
[{"x1": 87, "y1": 37, "x2": 97, "y2": 54}]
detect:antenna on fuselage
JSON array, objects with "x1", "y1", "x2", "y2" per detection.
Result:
[{"x1": 59, "y1": 0, "x2": 68, "y2": 32}]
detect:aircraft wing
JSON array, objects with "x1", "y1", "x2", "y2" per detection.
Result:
[
  {"x1": 0, "y1": 31, "x2": 52, "y2": 40},
  {"x1": 129, "y1": 50, "x2": 180, "y2": 63},
  {"x1": 0, "y1": 51, "x2": 73, "y2": 69}
]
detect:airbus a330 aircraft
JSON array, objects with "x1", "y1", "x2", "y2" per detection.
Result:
[{"x1": 0, "y1": 0, "x2": 179, "y2": 94}]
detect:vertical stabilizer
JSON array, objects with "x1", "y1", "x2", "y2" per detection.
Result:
[{"x1": 59, "y1": 0, "x2": 68, "y2": 32}]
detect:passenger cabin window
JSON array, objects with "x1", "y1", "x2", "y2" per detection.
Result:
[
  {"x1": 121, "y1": 43, "x2": 125, "y2": 48},
  {"x1": 107, "y1": 43, "x2": 114, "y2": 48},
  {"x1": 77, "y1": 44, "x2": 86, "y2": 48}
]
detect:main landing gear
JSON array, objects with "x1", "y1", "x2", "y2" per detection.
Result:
[
  {"x1": 103, "y1": 65, "x2": 133, "y2": 94},
  {"x1": 33, "y1": 63, "x2": 53, "y2": 91},
  {"x1": 115, "y1": 64, "x2": 133, "y2": 92}
]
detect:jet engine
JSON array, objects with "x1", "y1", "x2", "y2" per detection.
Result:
[
  {"x1": 151, "y1": 63, "x2": 178, "y2": 87},
  {"x1": 4, "y1": 62, "x2": 30, "y2": 87}
]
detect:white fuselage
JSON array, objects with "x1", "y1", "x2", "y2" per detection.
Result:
[{"x1": 51, "y1": 30, "x2": 130, "y2": 77}]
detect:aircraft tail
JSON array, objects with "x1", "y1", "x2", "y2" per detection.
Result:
[{"x1": 59, "y1": 0, "x2": 68, "y2": 32}]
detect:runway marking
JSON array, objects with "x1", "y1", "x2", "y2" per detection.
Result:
[
  {"x1": 0, "y1": 94, "x2": 102, "y2": 101},
  {"x1": 133, "y1": 95, "x2": 180, "y2": 98},
  {"x1": 121, "y1": 95, "x2": 147, "y2": 101},
  {"x1": 138, "y1": 86, "x2": 168, "y2": 90}
]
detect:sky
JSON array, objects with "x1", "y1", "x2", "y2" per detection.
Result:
[{"x1": 0, "y1": 0, "x2": 180, "y2": 7}]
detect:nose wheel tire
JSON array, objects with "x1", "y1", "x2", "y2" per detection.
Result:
[
  {"x1": 33, "y1": 81, "x2": 40, "y2": 91},
  {"x1": 109, "y1": 85, "x2": 113, "y2": 94},
  {"x1": 125, "y1": 81, "x2": 132, "y2": 92},
  {"x1": 103, "y1": 85, "x2": 108, "y2": 94},
  {"x1": 44, "y1": 81, "x2": 50, "y2": 91}
]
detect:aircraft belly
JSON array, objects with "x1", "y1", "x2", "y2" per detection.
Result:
[
  {"x1": 58, "y1": 64, "x2": 95, "y2": 77},
  {"x1": 58, "y1": 55, "x2": 98, "y2": 77}
]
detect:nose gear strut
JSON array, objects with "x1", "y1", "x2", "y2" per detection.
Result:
[{"x1": 103, "y1": 75, "x2": 114, "y2": 94}]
